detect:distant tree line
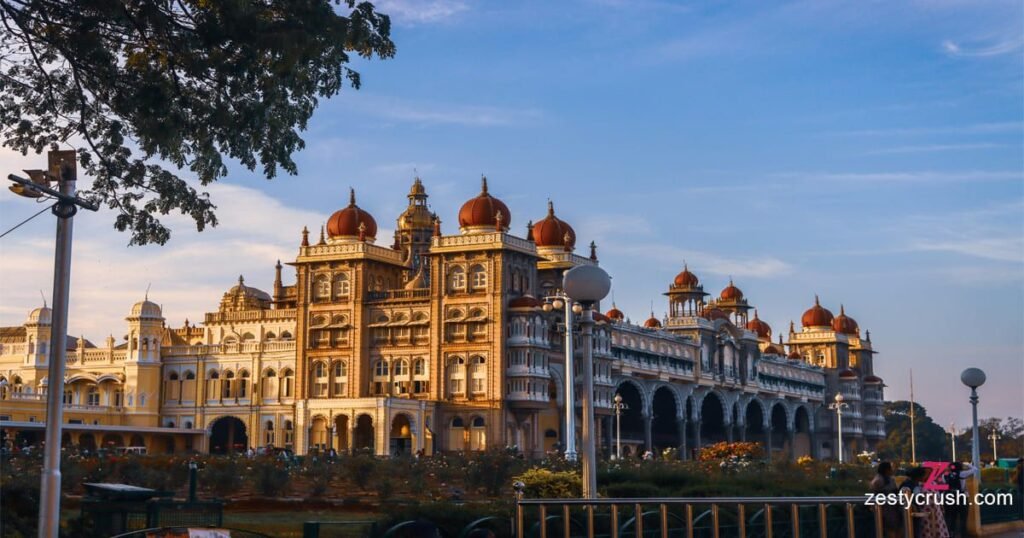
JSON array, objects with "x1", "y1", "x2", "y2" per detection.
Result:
[{"x1": 877, "y1": 400, "x2": 1023, "y2": 462}]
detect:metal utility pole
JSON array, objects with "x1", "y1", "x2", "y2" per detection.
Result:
[
  {"x1": 7, "y1": 149, "x2": 97, "y2": 538},
  {"x1": 909, "y1": 369, "x2": 917, "y2": 465},
  {"x1": 949, "y1": 424, "x2": 957, "y2": 462}
]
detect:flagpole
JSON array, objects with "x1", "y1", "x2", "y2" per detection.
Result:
[{"x1": 909, "y1": 369, "x2": 917, "y2": 465}]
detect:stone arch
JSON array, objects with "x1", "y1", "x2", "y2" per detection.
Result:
[
  {"x1": 694, "y1": 389, "x2": 730, "y2": 423},
  {"x1": 698, "y1": 390, "x2": 728, "y2": 446},
  {"x1": 746, "y1": 396, "x2": 770, "y2": 429},
  {"x1": 548, "y1": 367, "x2": 565, "y2": 406},
  {"x1": 209, "y1": 416, "x2": 248, "y2": 454},
  {"x1": 613, "y1": 377, "x2": 650, "y2": 415},
  {"x1": 768, "y1": 399, "x2": 794, "y2": 432},
  {"x1": 650, "y1": 385, "x2": 682, "y2": 452},
  {"x1": 390, "y1": 413, "x2": 414, "y2": 455},
  {"x1": 353, "y1": 414, "x2": 374, "y2": 452}
]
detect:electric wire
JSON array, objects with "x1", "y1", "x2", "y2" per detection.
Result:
[{"x1": 0, "y1": 202, "x2": 57, "y2": 239}]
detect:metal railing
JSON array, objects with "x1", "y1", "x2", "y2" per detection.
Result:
[{"x1": 514, "y1": 496, "x2": 908, "y2": 538}]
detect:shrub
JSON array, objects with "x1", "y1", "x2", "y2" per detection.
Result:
[
  {"x1": 981, "y1": 467, "x2": 1010, "y2": 484},
  {"x1": 302, "y1": 459, "x2": 335, "y2": 498},
  {"x1": 513, "y1": 468, "x2": 581, "y2": 499},
  {"x1": 251, "y1": 459, "x2": 291, "y2": 497},
  {"x1": 466, "y1": 450, "x2": 526, "y2": 496},
  {"x1": 698, "y1": 442, "x2": 764, "y2": 461},
  {"x1": 201, "y1": 458, "x2": 243, "y2": 497},
  {"x1": 342, "y1": 454, "x2": 376, "y2": 490},
  {"x1": 604, "y1": 481, "x2": 665, "y2": 498}
]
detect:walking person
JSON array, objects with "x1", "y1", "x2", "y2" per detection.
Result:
[
  {"x1": 901, "y1": 467, "x2": 950, "y2": 538},
  {"x1": 870, "y1": 461, "x2": 902, "y2": 538},
  {"x1": 943, "y1": 462, "x2": 976, "y2": 538}
]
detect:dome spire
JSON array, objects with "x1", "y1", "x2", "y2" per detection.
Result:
[
  {"x1": 814, "y1": 294, "x2": 820, "y2": 306},
  {"x1": 589, "y1": 240, "x2": 598, "y2": 261},
  {"x1": 547, "y1": 199, "x2": 554, "y2": 216},
  {"x1": 481, "y1": 175, "x2": 488, "y2": 194},
  {"x1": 348, "y1": 187, "x2": 356, "y2": 207},
  {"x1": 301, "y1": 226, "x2": 310, "y2": 247}
]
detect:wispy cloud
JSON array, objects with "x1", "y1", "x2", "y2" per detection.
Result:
[
  {"x1": 942, "y1": 36, "x2": 1024, "y2": 57},
  {"x1": 865, "y1": 142, "x2": 1009, "y2": 155},
  {"x1": 771, "y1": 170, "x2": 1022, "y2": 184},
  {"x1": 829, "y1": 122, "x2": 1021, "y2": 137},
  {"x1": 373, "y1": 0, "x2": 468, "y2": 24},
  {"x1": 900, "y1": 200, "x2": 1024, "y2": 263},
  {"x1": 356, "y1": 96, "x2": 542, "y2": 127}
]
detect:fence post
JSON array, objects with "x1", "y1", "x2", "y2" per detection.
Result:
[{"x1": 302, "y1": 521, "x2": 320, "y2": 538}]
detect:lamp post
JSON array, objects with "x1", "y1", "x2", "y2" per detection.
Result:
[
  {"x1": 612, "y1": 393, "x2": 628, "y2": 460},
  {"x1": 829, "y1": 393, "x2": 849, "y2": 464},
  {"x1": 949, "y1": 424, "x2": 957, "y2": 462},
  {"x1": 7, "y1": 149, "x2": 98, "y2": 538},
  {"x1": 988, "y1": 431, "x2": 1002, "y2": 463},
  {"x1": 562, "y1": 264, "x2": 611, "y2": 499},
  {"x1": 542, "y1": 290, "x2": 581, "y2": 461},
  {"x1": 960, "y1": 368, "x2": 986, "y2": 473}
]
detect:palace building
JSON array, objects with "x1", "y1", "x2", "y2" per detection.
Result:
[{"x1": 0, "y1": 178, "x2": 885, "y2": 460}]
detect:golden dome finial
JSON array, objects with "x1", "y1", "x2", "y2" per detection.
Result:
[
  {"x1": 349, "y1": 187, "x2": 356, "y2": 206},
  {"x1": 547, "y1": 199, "x2": 555, "y2": 216},
  {"x1": 481, "y1": 175, "x2": 488, "y2": 194}
]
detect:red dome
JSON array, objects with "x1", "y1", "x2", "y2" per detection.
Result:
[
  {"x1": 508, "y1": 295, "x2": 541, "y2": 309},
  {"x1": 720, "y1": 279, "x2": 743, "y2": 300},
  {"x1": 831, "y1": 305, "x2": 859, "y2": 335},
  {"x1": 643, "y1": 315, "x2": 662, "y2": 328},
  {"x1": 763, "y1": 343, "x2": 784, "y2": 355},
  {"x1": 788, "y1": 350, "x2": 802, "y2": 360},
  {"x1": 327, "y1": 189, "x2": 377, "y2": 240},
  {"x1": 801, "y1": 296, "x2": 834, "y2": 328},
  {"x1": 702, "y1": 307, "x2": 730, "y2": 322},
  {"x1": 838, "y1": 369, "x2": 857, "y2": 379},
  {"x1": 673, "y1": 264, "x2": 700, "y2": 287},
  {"x1": 746, "y1": 310, "x2": 772, "y2": 339},
  {"x1": 593, "y1": 312, "x2": 611, "y2": 323},
  {"x1": 864, "y1": 375, "x2": 883, "y2": 384},
  {"x1": 532, "y1": 201, "x2": 576, "y2": 248},
  {"x1": 605, "y1": 304, "x2": 625, "y2": 321},
  {"x1": 458, "y1": 177, "x2": 511, "y2": 231}
]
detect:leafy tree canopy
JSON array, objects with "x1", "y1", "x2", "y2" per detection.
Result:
[
  {"x1": 877, "y1": 400, "x2": 950, "y2": 462},
  {"x1": 0, "y1": 0, "x2": 394, "y2": 244}
]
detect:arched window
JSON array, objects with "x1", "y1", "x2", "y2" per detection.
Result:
[
  {"x1": 333, "y1": 273, "x2": 350, "y2": 299},
  {"x1": 448, "y1": 266, "x2": 466, "y2": 292},
  {"x1": 448, "y1": 356, "x2": 466, "y2": 396},
  {"x1": 262, "y1": 368, "x2": 278, "y2": 399},
  {"x1": 413, "y1": 358, "x2": 426, "y2": 376},
  {"x1": 470, "y1": 264, "x2": 487, "y2": 289},
  {"x1": 282, "y1": 369, "x2": 294, "y2": 398},
  {"x1": 374, "y1": 360, "x2": 389, "y2": 377},
  {"x1": 86, "y1": 385, "x2": 100, "y2": 406},
  {"x1": 185, "y1": 371, "x2": 195, "y2": 380},
  {"x1": 239, "y1": 370, "x2": 250, "y2": 398},
  {"x1": 265, "y1": 331, "x2": 277, "y2": 340},
  {"x1": 314, "y1": 274, "x2": 331, "y2": 300},
  {"x1": 222, "y1": 370, "x2": 235, "y2": 398},
  {"x1": 241, "y1": 332, "x2": 256, "y2": 342},
  {"x1": 470, "y1": 356, "x2": 487, "y2": 394},
  {"x1": 394, "y1": 359, "x2": 409, "y2": 377},
  {"x1": 264, "y1": 420, "x2": 275, "y2": 445},
  {"x1": 165, "y1": 372, "x2": 181, "y2": 402},
  {"x1": 284, "y1": 420, "x2": 294, "y2": 447},
  {"x1": 280, "y1": 331, "x2": 293, "y2": 340},
  {"x1": 312, "y1": 361, "x2": 328, "y2": 397},
  {"x1": 332, "y1": 361, "x2": 347, "y2": 396},
  {"x1": 469, "y1": 416, "x2": 486, "y2": 451},
  {"x1": 449, "y1": 417, "x2": 466, "y2": 451}
]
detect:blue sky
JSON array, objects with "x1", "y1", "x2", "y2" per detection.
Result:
[{"x1": 1, "y1": 0, "x2": 1021, "y2": 430}]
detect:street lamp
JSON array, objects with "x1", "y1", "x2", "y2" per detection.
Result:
[
  {"x1": 562, "y1": 264, "x2": 611, "y2": 500},
  {"x1": 829, "y1": 393, "x2": 849, "y2": 464},
  {"x1": 611, "y1": 393, "x2": 628, "y2": 460},
  {"x1": 6, "y1": 149, "x2": 98, "y2": 538},
  {"x1": 949, "y1": 424, "x2": 957, "y2": 462},
  {"x1": 960, "y1": 368, "x2": 986, "y2": 473},
  {"x1": 987, "y1": 431, "x2": 1002, "y2": 463},
  {"x1": 542, "y1": 290, "x2": 581, "y2": 462}
]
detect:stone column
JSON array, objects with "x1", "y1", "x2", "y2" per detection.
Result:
[
  {"x1": 809, "y1": 430, "x2": 818, "y2": 459},
  {"x1": 693, "y1": 420, "x2": 702, "y2": 459},
  {"x1": 643, "y1": 414, "x2": 653, "y2": 452},
  {"x1": 603, "y1": 416, "x2": 613, "y2": 460},
  {"x1": 739, "y1": 422, "x2": 747, "y2": 442},
  {"x1": 788, "y1": 429, "x2": 797, "y2": 461},
  {"x1": 676, "y1": 418, "x2": 687, "y2": 460},
  {"x1": 765, "y1": 426, "x2": 773, "y2": 462},
  {"x1": 726, "y1": 422, "x2": 734, "y2": 443}
]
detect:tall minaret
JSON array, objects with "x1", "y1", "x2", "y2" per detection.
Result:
[{"x1": 394, "y1": 177, "x2": 434, "y2": 277}]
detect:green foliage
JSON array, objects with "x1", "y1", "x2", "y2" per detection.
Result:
[
  {"x1": 877, "y1": 400, "x2": 949, "y2": 462},
  {"x1": 466, "y1": 450, "x2": 524, "y2": 496},
  {"x1": 302, "y1": 459, "x2": 336, "y2": 498},
  {"x1": 251, "y1": 459, "x2": 291, "y2": 497},
  {"x1": 344, "y1": 453, "x2": 376, "y2": 490},
  {"x1": 513, "y1": 468, "x2": 581, "y2": 498},
  {"x1": 0, "y1": 0, "x2": 394, "y2": 245},
  {"x1": 604, "y1": 481, "x2": 666, "y2": 498},
  {"x1": 202, "y1": 457, "x2": 244, "y2": 497},
  {"x1": 981, "y1": 467, "x2": 1010, "y2": 484}
]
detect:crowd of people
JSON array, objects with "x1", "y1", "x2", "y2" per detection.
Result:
[{"x1": 870, "y1": 457, "x2": 1024, "y2": 538}]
